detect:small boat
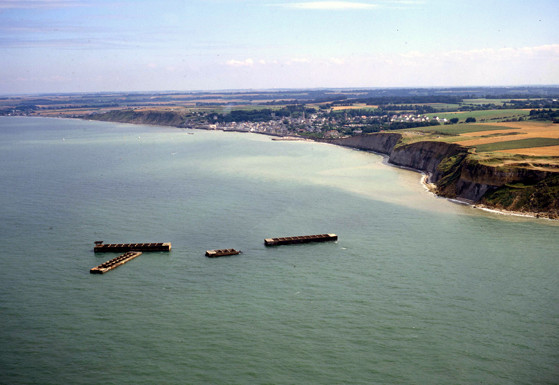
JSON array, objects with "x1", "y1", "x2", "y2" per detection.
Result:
[{"x1": 205, "y1": 249, "x2": 241, "y2": 258}]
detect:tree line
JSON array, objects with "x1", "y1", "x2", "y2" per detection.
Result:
[{"x1": 529, "y1": 109, "x2": 559, "y2": 123}]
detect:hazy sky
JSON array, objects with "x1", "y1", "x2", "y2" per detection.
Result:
[{"x1": 1, "y1": 0, "x2": 558, "y2": 94}]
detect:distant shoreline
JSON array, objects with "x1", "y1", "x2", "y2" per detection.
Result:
[{"x1": 6, "y1": 115, "x2": 556, "y2": 221}]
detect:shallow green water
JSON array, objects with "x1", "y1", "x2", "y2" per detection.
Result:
[{"x1": 1, "y1": 117, "x2": 558, "y2": 384}]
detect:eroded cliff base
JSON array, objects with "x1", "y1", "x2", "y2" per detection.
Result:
[{"x1": 478, "y1": 174, "x2": 559, "y2": 219}]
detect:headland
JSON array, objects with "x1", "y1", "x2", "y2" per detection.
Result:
[{"x1": 325, "y1": 132, "x2": 559, "y2": 219}]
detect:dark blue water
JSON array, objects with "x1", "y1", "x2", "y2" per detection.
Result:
[{"x1": 1, "y1": 117, "x2": 558, "y2": 384}]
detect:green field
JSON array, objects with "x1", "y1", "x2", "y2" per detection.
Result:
[
  {"x1": 461, "y1": 98, "x2": 544, "y2": 106},
  {"x1": 461, "y1": 98, "x2": 510, "y2": 106},
  {"x1": 419, "y1": 124, "x2": 517, "y2": 135},
  {"x1": 404, "y1": 103, "x2": 461, "y2": 109},
  {"x1": 428, "y1": 103, "x2": 461, "y2": 110},
  {"x1": 473, "y1": 138, "x2": 559, "y2": 153},
  {"x1": 426, "y1": 109, "x2": 531, "y2": 123}
]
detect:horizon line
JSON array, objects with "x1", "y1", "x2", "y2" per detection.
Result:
[{"x1": 3, "y1": 84, "x2": 559, "y2": 98}]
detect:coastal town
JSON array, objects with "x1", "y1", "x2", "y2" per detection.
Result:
[
  {"x1": 0, "y1": 104, "x2": 449, "y2": 137},
  {"x1": 193, "y1": 111, "x2": 445, "y2": 138},
  {"x1": 3, "y1": 87, "x2": 556, "y2": 140}
]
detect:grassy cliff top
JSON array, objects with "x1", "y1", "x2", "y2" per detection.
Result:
[{"x1": 394, "y1": 121, "x2": 559, "y2": 170}]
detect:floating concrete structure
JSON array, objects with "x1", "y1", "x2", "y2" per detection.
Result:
[
  {"x1": 94, "y1": 242, "x2": 171, "y2": 252},
  {"x1": 90, "y1": 252, "x2": 142, "y2": 274},
  {"x1": 205, "y1": 249, "x2": 241, "y2": 258},
  {"x1": 264, "y1": 234, "x2": 338, "y2": 246}
]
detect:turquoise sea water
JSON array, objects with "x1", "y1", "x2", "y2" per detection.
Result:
[{"x1": 0, "y1": 116, "x2": 558, "y2": 384}]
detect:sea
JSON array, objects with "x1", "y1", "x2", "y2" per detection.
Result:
[{"x1": 0, "y1": 116, "x2": 558, "y2": 384}]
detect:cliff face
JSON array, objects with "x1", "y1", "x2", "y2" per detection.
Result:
[
  {"x1": 447, "y1": 161, "x2": 556, "y2": 202},
  {"x1": 89, "y1": 110, "x2": 186, "y2": 127},
  {"x1": 389, "y1": 141, "x2": 467, "y2": 183},
  {"x1": 459, "y1": 161, "x2": 552, "y2": 186},
  {"x1": 328, "y1": 133, "x2": 559, "y2": 217},
  {"x1": 328, "y1": 133, "x2": 401, "y2": 155},
  {"x1": 329, "y1": 133, "x2": 468, "y2": 184}
]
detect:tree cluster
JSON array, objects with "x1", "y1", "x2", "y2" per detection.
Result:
[
  {"x1": 327, "y1": 108, "x2": 384, "y2": 119},
  {"x1": 215, "y1": 105, "x2": 318, "y2": 123},
  {"x1": 529, "y1": 109, "x2": 559, "y2": 123}
]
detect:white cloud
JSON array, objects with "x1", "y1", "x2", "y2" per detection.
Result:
[
  {"x1": 518, "y1": 44, "x2": 559, "y2": 55},
  {"x1": 226, "y1": 58, "x2": 254, "y2": 67},
  {"x1": 276, "y1": 1, "x2": 379, "y2": 10}
]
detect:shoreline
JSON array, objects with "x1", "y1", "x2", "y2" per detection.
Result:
[{"x1": 11, "y1": 115, "x2": 555, "y2": 221}]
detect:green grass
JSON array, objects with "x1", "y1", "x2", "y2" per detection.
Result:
[
  {"x1": 478, "y1": 132, "x2": 522, "y2": 138},
  {"x1": 418, "y1": 124, "x2": 516, "y2": 135},
  {"x1": 426, "y1": 109, "x2": 531, "y2": 122},
  {"x1": 429, "y1": 103, "x2": 461, "y2": 110},
  {"x1": 436, "y1": 153, "x2": 469, "y2": 190},
  {"x1": 505, "y1": 182, "x2": 536, "y2": 189},
  {"x1": 404, "y1": 103, "x2": 460, "y2": 110},
  {"x1": 461, "y1": 98, "x2": 510, "y2": 106},
  {"x1": 473, "y1": 138, "x2": 559, "y2": 153},
  {"x1": 462, "y1": 98, "x2": 545, "y2": 106}
]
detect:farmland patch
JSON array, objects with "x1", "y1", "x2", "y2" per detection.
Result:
[
  {"x1": 473, "y1": 138, "x2": 559, "y2": 153},
  {"x1": 426, "y1": 109, "x2": 531, "y2": 122},
  {"x1": 500, "y1": 145, "x2": 559, "y2": 156}
]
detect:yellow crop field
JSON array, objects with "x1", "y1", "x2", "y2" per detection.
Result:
[
  {"x1": 500, "y1": 145, "x2": 559, "y2": 156},
  {"x1": 461, "y1": 121, "x2": 557, "y2": 133},
  {"x1": 435, "y1": 122, "x2": 559, "y2": 156},
  {"x1": 453, "y1": 122, "x2": 559, "y2": 147}
]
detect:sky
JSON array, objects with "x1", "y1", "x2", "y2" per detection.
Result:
[{"x1": 1, "y1": 0, "x2": 558, "y2": 94}]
